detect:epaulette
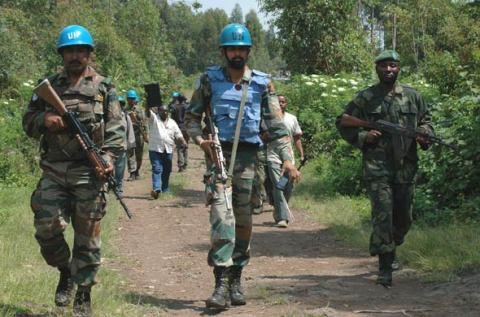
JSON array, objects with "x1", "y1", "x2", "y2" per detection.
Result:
[
  {"x1": 398, "y1": 83, "x2": 417, "y2": 94},
  {"x1": 206, "y1": 65, "x2": 222, "y2": 71},
  {"x1": 252, "y1": 69, "x2": 269, "y2": 78},
  {"x1": 205, "y1": 65, "x2": 224, "y2": 81}
]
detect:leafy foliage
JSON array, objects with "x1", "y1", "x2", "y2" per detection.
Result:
[
  {"x1": 281, "y1": 69, "x2": 480, "y2": 222},
  {"x1": 259, "y1": 0, "x2": 372, "y2": 74},
  {"x1": 0, "y1": 0, "x2": 284, "y2": 186}
]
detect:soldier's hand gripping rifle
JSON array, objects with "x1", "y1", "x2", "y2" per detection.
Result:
[
  {"x1": 34, "y1": 79, "x2": 133, "y2": 219},
  {"x1": 204, "y1": 109, "x2": 232, "y2": 210},
  {"x1": 339, "y1": 114, "x2": 459, "y2": 152}
]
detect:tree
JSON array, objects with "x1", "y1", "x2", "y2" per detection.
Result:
[
  {"x1": 229, "y1": 3, "x2": 244, "y2": 24},
  {"x1": 158, "y1": 0, "x2": 199, "y2": 74},
  {"x1": 196, "y1": 9, "x2": 229, "y2": 70},
  {"x1": 244, "y1": 9, "x2": 283, "y2": 73},
  {"x1": 259, "y1": 0, "x2": 372, "y2": 74}
]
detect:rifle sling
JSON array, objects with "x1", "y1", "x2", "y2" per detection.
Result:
[{"x1": 227, "y1": 79, "x2": 251, "y2": 186}]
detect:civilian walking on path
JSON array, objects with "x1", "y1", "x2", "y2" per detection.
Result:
[
  {"x1": 267, "y1": 95, "x2": 304, "y2": 228},
  {"x1": 147, "y1": 105, "x2": 186, "y2": 199}
]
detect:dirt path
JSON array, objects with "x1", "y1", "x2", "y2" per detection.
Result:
[{"x1": 110, "y1": 146, "x2": 480, "y2": 317}]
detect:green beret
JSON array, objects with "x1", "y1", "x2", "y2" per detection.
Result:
[{"x1": 375, "y1": 50, "x2": 400, "y2": 63}]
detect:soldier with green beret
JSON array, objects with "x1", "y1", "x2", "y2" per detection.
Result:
[
  {"x1": 23, "y1": 25, "x2": 125, "y2": 316},
  {"x1": 374, "y1": 49, "x2": 400, "y2": 63},
  {"x1": 336, "y1": 49, "x2": 434, "y2": 287}
]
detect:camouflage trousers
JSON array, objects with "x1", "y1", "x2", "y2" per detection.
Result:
[
  {"x1": 176, "y1": 130, "x2": 189, "y2": 169},
  {"x1": 252, "y1": 146, "x2": 268, "y2": 213},
  {"x1": 366, "y1": 180, "x2": 414, "y2": 256},
  {"x1": 128, "y1": 138, "x2": 144, "y2": 174},
  {"x1": 30, "y1": 163, "x2": 106, "y2": 287},
  {"x1": 207, "y1": 146, "x2": 257, "y2": 268}
]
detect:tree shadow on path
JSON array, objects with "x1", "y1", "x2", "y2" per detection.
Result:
[{"x1": 251, "y1": 226, "x2": 367, "y2": 259}]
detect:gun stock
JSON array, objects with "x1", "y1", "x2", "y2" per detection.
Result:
[{"x1": 33, "y1": 79, "x2": 68, "y2": 116}]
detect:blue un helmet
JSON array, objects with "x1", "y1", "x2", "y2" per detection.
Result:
[
  {"x1": 126, "y1": 89, "x2": 138, "y2": 100},
  {"x1": 219, "y1": 23, "x2": 252, "y2": 47},
  {"x1": 172, "y1": 91, "x2": 181, "y2": 98},
  {"x1": 57, "y1": 25, "x2": 94, "y2": 52}
]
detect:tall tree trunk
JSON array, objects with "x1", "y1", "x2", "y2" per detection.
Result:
[
  {"x1": 412, "y1": 25, "x2": 418, "y2": 67},
  {"x1": 392, "y1": 0, "x2": 399, "y2": 50},
  {"x1": 392, "y1": 12, "x2": 397, "y2": 49},
  {"x1": 371, "y1": 6, "x2": 375, "y2": 47}
]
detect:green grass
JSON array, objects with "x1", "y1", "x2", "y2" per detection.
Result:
[
  {"x1": 291, "y1": 162, "x2": 480, "y2": 281},
  {"x1": 252, "y1": 285, "x2": 292, "y2": 307},
  {"x1": 0, "y1": 172, "x2": 186, "y2": 316}
]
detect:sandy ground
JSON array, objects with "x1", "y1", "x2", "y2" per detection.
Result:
[{"x1": 110, "y1": 146, "x2": 480, "y2": 317}]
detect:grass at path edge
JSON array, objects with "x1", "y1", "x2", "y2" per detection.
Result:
[
  {"x1": 290, "y1": 161, "x2": 480, "y2": 282},
  {"x1": 0, "y1": 172, "x2": 186, "y2": 317}
]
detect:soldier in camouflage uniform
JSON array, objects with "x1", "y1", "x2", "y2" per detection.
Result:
[
  {"x1": 22, "y1": 25, "x2": 125, "y2": 316},
  {"x1": 126, "y1": 89, "x2": 148, "y2": 180},
  {"x1": 169, "y1": 92, "x2": 190, "y2": 172},
  {"x1": 336, "y1": 50, "x2": 434, "y2": 287},
  {"x1": 185, "y1": 23, "x2": 299, "y2": 309}
]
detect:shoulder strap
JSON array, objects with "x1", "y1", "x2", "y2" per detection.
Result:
[{"x1": 227, "y1": 77, "x2": 252, "y2": 185}]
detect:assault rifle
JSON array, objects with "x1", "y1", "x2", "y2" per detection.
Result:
[
  {"x1": 204, "y1": 110, "x2": 232, "y2": 210},
  {"x1": 34, "y1": 79, "x2": 133, "y2": 219},
  {"x1": 339, "y1": 114, "x2": 458, "y2": 152}
]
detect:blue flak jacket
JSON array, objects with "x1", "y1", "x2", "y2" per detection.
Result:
[{"x1": 207, "y1": 66, "x2": 269, "y2": 145}]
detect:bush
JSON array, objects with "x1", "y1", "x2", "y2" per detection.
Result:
[
  {"x1": 281, "y1": 71, "x2": 480, "y2": 224},
  {"x1": 0, "y1": 103, "x2": 39, "y2": 186}
]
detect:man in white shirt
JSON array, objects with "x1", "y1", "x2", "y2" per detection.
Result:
[
  {"x1": 147, "y1": 105, "x2": 186, "y2": 199},
  {"x1": 267, "y1": 95, "x2": 304, "y2": 227}
]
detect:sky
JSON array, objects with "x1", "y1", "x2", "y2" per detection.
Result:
[{"x1": 174, "y1": 0, "x2": 271, "y2": 28}]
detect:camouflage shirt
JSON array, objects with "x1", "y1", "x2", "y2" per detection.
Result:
[
  {"x1": 126, "y1": 104, "x2": 148, "y2": 140},
  {"x1": 23, "y1": 66, "x2": 125, "y2": 181},
  {"x1": 185, "y1": 66, "x2": 293, "y2": 162},
  {"x1": 337, "y1": 83, "x2": 434, "y2": 183},
  {"x1": 169, "y1": 101, "x2": 188, "y2": 131}
]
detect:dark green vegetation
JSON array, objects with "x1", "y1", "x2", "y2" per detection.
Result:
[
  {"x1": 0, "y1": 0, "x2": 282, "y2": 186},
  {"x1": 263, "y1": 0, "x2": 480, "y2": 225}
]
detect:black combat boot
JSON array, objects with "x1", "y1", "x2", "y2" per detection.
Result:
[
  {"x1": 55, "y1": 266, "x2": 74, "y2": 306},
  {"x1": 229, "y1": 266, "x2": 246, "y2": 306},
  {"x1": 73, "y1": 286, "x2": 92, "y2": 317},
  {"x1": 206, "y1": 266, "x2": 230, "y2": 309},
  {"x1": 376, "y1": 252, "x2": 394, "y2": 287}
]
